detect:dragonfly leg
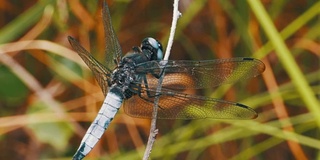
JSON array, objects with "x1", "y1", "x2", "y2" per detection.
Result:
[
  {"x1": 149, "y1": 62, "x2": 165, "y2": 79},
  {"x1": 141, "y1": 75, "x2": 161, "y2": 98}
]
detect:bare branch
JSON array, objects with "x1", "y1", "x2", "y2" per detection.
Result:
[{"x1": 143, "y1": 0, "x2": 181, "y2": 159}]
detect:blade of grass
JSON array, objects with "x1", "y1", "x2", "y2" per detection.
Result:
[
  {"x1": 247, "y1": 0, "x2": 320, "y2": 126},
  {"x1": 110, "y1": 110, "x2": 318, "y2": 159},
  {"x1": 0, "y1": 0, "x2": 55, "y2": 43},
  {"x1": 232, "y1": 116, "x2": 316, "y2": 159},
  {"x1": 255, "y1": 1, "x2": 320, "y2": 58},
  {"x1": 146, "y1": 119, "x2": 320, "y2": 159}
]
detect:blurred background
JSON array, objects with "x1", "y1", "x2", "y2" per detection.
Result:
[{"x1": 0, "y1": 0, "x2": 319, "y2": 160}]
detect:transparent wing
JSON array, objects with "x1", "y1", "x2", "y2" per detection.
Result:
[
  {"x1": 68, "y1": 36, "x2": 111, "y2": 96},
  {"x1": 102, "y1": 1, "x2": 122, "y2": 69},
  {"x1": 134, "y1": 57, "x2": 265, "y2": 89},
  {"x1": 123, "y1": 87, "x2": 258, "y2": 119}
]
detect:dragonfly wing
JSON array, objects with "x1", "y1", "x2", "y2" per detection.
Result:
[
  {"x1": 134, "y1": 57, "x2": 265, "y2": 89},
  {"x1": 102, "y1": 1, "x2": 122, "y2": 69},
  {"x1": 123, "y1": 88, "x2": 257, "y2": 120},
  {"x1": 68, "y1": 36, "x2": 111, "y2": 96}
]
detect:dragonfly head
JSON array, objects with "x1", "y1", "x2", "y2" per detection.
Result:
[{"x1": 141, "y1": 37, "x2": 163, "y2": 61}]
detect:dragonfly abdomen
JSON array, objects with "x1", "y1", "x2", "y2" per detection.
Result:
[{"x1": 73, "y1": 86, "x2": 124, "y2": 160}]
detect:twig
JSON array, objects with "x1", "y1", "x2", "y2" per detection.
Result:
[
  {"x1": 143, "y1": 0, "x2": 181, "y2": 159},
  {"x1": 163, "y1": 0, "x2": 181, "y2": 61}
]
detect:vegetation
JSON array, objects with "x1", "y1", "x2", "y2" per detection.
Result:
[{"x1": 0, "y1": 0, "x2": 319, "y2": 159}]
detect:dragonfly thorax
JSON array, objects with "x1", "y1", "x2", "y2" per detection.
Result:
[
  {"x1": 111, "y1": 63, "x2": 137, "y2": 99},
  {"x1": 110, "y1": 37, "x2": 163, "y2": 99}
]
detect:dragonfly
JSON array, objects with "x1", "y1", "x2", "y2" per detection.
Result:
[{"x1": 68, "y1": 1, "x2": 265, "y2": 160}]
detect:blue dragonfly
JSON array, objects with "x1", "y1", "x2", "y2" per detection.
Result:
[{"x1": 68, "y1": 1, "x2": 265, "y2": 160}]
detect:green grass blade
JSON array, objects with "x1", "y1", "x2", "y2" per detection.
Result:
[
  {"x1": 0, "y1": 0, "x2": 55, "y2": 44},
  {"x1": 247, "y1": 0, "x2": 320, "y2": 126}
]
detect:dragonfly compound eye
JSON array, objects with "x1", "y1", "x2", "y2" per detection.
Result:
[{"x1": 141, "y1": 37, "x2": 163, "y2": 60}]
